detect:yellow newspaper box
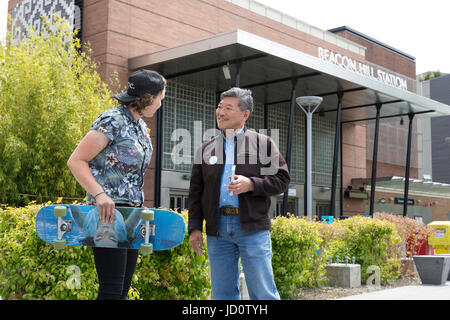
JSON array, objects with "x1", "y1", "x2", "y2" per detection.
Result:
[{"x1": 428, "y1": 221, "x2": 450, "y2": 254}]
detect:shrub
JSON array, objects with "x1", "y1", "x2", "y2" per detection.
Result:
[
  {"x1": 1, "y1": 203, "x2": 419, "y2": 300},
  {"x1": 271, "y1": 215, "x2": 327, "y2": 299},
  {"x1": 375, "y1": 212, "x2": 432, "y2": 277},
  {"x1": 375, "y1": 212, "x2": 432, "y2": 257},
  {"x1": 327, "y1": 216, "x2": 401, "y2": 285},
  {"x1": 133, "y1": 210, "x2": 211, "y2": 300},
  {"x1": 0, "y1": 204, "x2": 210, "y2": 300},
  {"x1": 0, "y1": 203, "x2": 98, "y2": 300},
  {"x1": 0, "y1": 15, "x2": 119, "y2": 206}
]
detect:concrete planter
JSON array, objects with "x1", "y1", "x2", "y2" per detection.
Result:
[
  {"x1": 413, "y1": 255, "x2": 450, "y2": 285},
  {"x1": 435, "y1": 255, "x2": 450, "y2": 281},
  {"x1": 325, "y1": 263, "x2": 361, "y2": 288}
]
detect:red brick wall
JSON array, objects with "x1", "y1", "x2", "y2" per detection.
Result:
[
  {"x1": 366, "y1": 161, "x2": 419, "y2": 180},
  {"x1": 334, "y1": 30, "x2": 416, "y2": 79},
  {"x1": 82, "y1": 0, "x2": 366, "y2": 86},
  {"x1": 342, "y1": 123, "x2": 367, "y2": 215}
]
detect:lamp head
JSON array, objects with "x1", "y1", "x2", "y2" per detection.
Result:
[
  {"x1": 296, "y1": 96, "x2": 323, "y2": 107},
  {"x1": 296, "y1": 96, "x2": 323, "y2": 113}
]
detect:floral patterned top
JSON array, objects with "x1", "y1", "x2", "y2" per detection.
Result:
[{"x1": 86, "y1": 105, "x2": 153, "y2": 207}]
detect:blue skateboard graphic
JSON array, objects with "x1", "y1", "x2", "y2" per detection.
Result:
[{"x1": 35, "y1": 205, "x2": 186, "y2": 254}]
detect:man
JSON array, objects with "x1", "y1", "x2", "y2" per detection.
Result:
[{"x1": 188, "y1": 87, "x2": 290, "y2": 300}]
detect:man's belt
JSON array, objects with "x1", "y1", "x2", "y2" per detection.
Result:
[{"x1": 219, "y1": 206, "x2": 239, "y2": 216}]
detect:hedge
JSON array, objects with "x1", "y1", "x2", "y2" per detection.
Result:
[
  {"x1": 1, "y1": 203, "x2": 424, "y2": 300},
  {"x1": 325, "y1": 216, "x2": 402, "y2": 285},
  {"x1": 0, "y1": 204, "x2": 210, "y2": 300},
  {"x1": 271, "y1": 215, "x2": 327, "y2": 298}
]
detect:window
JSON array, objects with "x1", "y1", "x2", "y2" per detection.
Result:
[
  {"x1": 169, "y1": 194, "x2": 189, "y2": 212},
  {"x1": 162, "y1": 81, "x2": 216, "y2": 172},
  {"x1": 267, "y1": 102, "x2": 339, "y2": 185},
  {"x1": 316, "y1": 201, "x2": 332, "y2": 219},
  {"x1": 276, "y1": 198, "x2": 298, "y2": 216}
]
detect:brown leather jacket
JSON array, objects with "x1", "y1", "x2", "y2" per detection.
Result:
[{"x1": 188, "y1": 128, "x2": 290, "y2": 236}]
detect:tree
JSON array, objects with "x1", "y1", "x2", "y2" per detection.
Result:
[
  {"x1": 0, "y1": 15, "x2": 120, "y2": 206},
  {"x1": 417, "y1": 70, "x2": 441, "y2": 82}
]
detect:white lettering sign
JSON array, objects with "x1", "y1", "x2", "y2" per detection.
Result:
[{"x1": 318, "y1": 47, "x2": 408, "y2": 90}]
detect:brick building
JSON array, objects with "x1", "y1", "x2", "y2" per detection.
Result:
[{"x1": 8, "y1": 0, "x2": 450, "y2": 222}]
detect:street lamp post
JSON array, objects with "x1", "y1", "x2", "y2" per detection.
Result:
[{"x1": 296, "y1": 96, "x2": 323, "y2": 220}]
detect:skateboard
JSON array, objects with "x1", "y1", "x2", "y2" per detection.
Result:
[{"x1": 35, "y1": 204, "x2": 186, "y2": 254}]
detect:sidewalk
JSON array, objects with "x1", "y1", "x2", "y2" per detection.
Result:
[{"x1": 338, "y1": 281, "x2": 450, "y2": 300}]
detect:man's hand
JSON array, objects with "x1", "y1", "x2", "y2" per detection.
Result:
[
  {"x1": 227, "y1": 175, "x2": 254, "y2": 195},
  {"x1": 189, "y1": 230, "x2": 204, "y2": 256}
]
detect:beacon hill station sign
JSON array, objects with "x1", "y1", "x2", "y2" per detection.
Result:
[{"x1": 318, "y1": 47, "x2": 409, "y2": 91}]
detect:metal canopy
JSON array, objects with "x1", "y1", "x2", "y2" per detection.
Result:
[
  {"x1": 352, "y1": 177, "x2": 450, "y2": 199},
  {"x1": 129, "y1": 29, "x2": 450, "y2": 122}
]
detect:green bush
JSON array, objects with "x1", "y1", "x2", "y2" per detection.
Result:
[
  {"x1": 374, "y1": 212, "x2": 432, "y2": 277},
  {"x1": 0, "y1": 203, "x2": 409, "y2": 300},
  {"x1": 271, "y1": 215, "x2": 327, "y2": 299},
  {"x1": 327, "y1": 216, "x2": 401, "y2": 285},
  {"x1": 0, "y1": 204, "x2": 210, "y2": 300},
  {"x1": 0, "y1": 15, "x2": 119, "y2": 206},
  {"x1": 134, "y1": 210, "x2": 211, "y2": 300},
  {"x1": 0, "y1": 203, "x2": 98, "y2": 300}
]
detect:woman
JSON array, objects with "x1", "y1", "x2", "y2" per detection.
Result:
[{"x1": 67, "y1": 69, "x2": 166, "y2": 300}]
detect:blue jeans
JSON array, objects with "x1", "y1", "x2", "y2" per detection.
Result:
[{"x1": 206, "y1": 214, "x2": 280, "y2": 300}]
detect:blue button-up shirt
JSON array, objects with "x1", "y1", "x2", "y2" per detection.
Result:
[{"x1": 219, "y1": 126, "x2": 244, "y2": 208}]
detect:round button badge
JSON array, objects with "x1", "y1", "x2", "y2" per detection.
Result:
[{"x1": 209, "y1": 156, "x2": 218, "y2": 165}]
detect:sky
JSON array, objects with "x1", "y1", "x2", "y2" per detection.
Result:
[
  {"x1": 0, "y1": 0, "x2": 6, "y2": 44},
  {"x1": 1, "y1": 0, "x2": 449, "y2": 74},
  {"x1": 254, "y1": 0, "x2": 450, "y2": 75}
]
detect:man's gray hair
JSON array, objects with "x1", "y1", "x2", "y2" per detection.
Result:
[{"x1": 220, "y1": 87, "x2": 254, "y2": 114}]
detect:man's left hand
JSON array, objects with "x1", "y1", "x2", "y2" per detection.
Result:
[{"x1": 227, "y1": 175, "x2": 254, "y2": 195}]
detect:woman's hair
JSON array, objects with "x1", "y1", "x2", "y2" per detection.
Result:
[
  {"x1": 119, "y1": 75, "x2": 166, "y2": 116},
  {"x1": 123, "y1": 93, "x2": 158, "y2": 116}
]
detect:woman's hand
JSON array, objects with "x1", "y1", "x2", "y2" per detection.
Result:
[{"x1": 95, "y1": 192, "x2": 116, "y2": 223}]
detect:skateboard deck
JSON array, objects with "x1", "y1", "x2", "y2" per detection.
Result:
[{"x1": 35, "y1": 205, "x2": 186, "y2": 254}]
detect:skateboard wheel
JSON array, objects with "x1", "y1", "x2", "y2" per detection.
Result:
[
  {"x1": 141, "y1": 210, "x2": 154, "y2": 221},
  {"x1": 54, "y1": 206, "x2": 66, "y2": 217},
  {"x1": 54, "y1": 239, "x2": 67, "y2": 250},
  {"x1": 140, "y1": 243, "x2": 153, "y2": 255}
]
